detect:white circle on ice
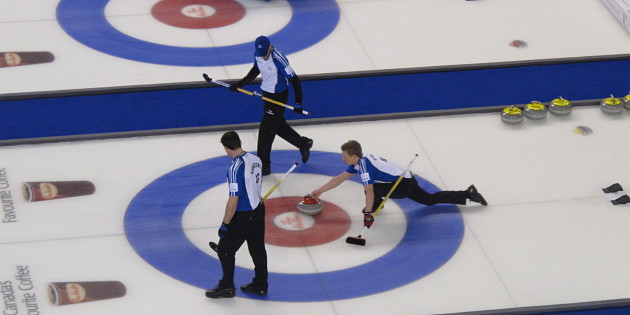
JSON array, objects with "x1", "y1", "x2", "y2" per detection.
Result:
[
  {"x1": 181, "y1": 5, "x2": 215, "y2": 18},
  {"x1": 273, "y1": 212, "x2": 315, "y2": 231},
  {"x1": 104, "y1": 0, "x2": 292, "y2": 48}
]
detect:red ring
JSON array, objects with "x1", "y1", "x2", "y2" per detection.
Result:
[
  {"x1": 151, "y1": 0, "x2": 245, "y2": 30},
  {"x1": 265, "y1": 196, "x2": 352, "y2": 247}
]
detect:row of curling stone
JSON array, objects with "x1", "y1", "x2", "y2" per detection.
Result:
[
  {"x1": 501, "y1": 97, "x2": 571, "y2": 124},
  {"x1": 600, "y1": 93, "x2": 630, "y2": 115}
]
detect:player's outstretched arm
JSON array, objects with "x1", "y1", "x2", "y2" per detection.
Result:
[{"x1": 311, "y1": 172, "x2": 353, "y2": 197}]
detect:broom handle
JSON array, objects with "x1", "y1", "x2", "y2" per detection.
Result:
[
  {"x1": 372, "y1": 154, "x2": 419, "y2": 218},
  {"x1": 262, "y1": 163, "x2": 298, "y2": 200},
  {"x1": 357, "y1": 154, "x2": 419, "y2": 237},
  {"x1": 203, "y1": 74, "x2": 311, "y2": 116}
]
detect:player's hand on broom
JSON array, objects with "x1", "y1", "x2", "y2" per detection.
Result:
[
  {"x1": 362, "y1": 210, "x2": 374, "y2": 228},
  {"x1": 293, "y1": 102, "x2": 303, "y2": 114},
  {"x1": 228, "y1": 83, "x2": 241, "y2": 92}
]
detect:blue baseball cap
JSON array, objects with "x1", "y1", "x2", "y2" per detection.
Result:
[{"x1": 255, "y1": 36, "x2": 271, "y2": 56}]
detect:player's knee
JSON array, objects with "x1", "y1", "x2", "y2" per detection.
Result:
[{"x1": 217, "y1": 246, "x2": 235, "y2": 258}]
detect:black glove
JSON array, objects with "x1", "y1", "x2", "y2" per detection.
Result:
[
  {"x1": 228, "y1": 84, "x2": 241, "y2": 92},
  {"x1": 293, "y1": 103, "x2": 303, "y2": 114},
  {"x1": 362, "y1": 210, "x2": 374, "y2": 228},
  {"x1": 218, "y1": 223, "x2": 230, "y2": 238}
]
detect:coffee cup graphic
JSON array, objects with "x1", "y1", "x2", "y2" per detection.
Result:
[
  {"x1": 0, "y1": 51, "x2": 54, "y2": 67},
  {"x1": 23, "y1": 181, "x2": 95, "y2": 202},
  {"x1": 48, "y1": 281, "x2": 126, "y2": 306}
]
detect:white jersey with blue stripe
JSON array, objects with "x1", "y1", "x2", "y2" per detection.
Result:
[
  {"x1": 346, "y1": 153, "x2": 412, "y2": 185},
  {"x1": 255, "y1": 49, "x2": 295, "y2": 93},
  {"x1": 227, "y1": 152, "x2": 263, "y2": 211}
]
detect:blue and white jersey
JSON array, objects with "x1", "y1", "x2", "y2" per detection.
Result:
[
  {"x1": 346, "y1": 153, "x2": 412, "y2": 186},
  {"x1": 254, "y1": 48, "x2": 295, "y2": 93},
  {"x1": 227, "y1": 152, "x2": 263, "y2": 211}
]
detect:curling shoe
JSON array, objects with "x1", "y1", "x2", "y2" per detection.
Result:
[
  {"x1": 208, "y1": 241, "x2": 218, "y2": 253},
  {"x1": 467, "y1": 185, "x2": 487, "y2": 206},
  {"x1": 602, "y1": 183, "x2": 624, "y2": 193},
  {"x1": 205, "y1": 282, "x2": 235, "y2": 299},
  {"x1": 240, "y1": 282, "x2": 267, "y2": 296},
  {"x1": 611, "y1": 194, "x2": 630, "y2": 205},
  {"x1": 300, "y1": 137, "x2": 313, "y2": 163}
]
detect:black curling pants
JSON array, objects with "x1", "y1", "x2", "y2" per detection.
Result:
[
  {"x1": 217, "y1": 203, "x2": 268, "y2": 289},
  {"x1": 371, "y1": 176, "x2": 468, "y2": 211},
  {"x1": 257, "y1": 90, "x2": 306, "y2": 169}
]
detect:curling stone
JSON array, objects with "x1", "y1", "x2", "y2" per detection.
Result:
[
  {"x1": 297, "y1": 195, "x2": 323, "y2": 215},
  {"x1": 623, "y1": 93, "x2": 630, "y2": 111},
  {"x1": 501, "y1": 106, "x2": 524, "y2": 124},
  {"x1": 600, "y1": 95, "x2": 623, "y2": 115},
  {"x1": 524, "y1": 101, "x2": 548, "y2": 120},
  {"x1": 549, "y1": 97, "x2": 572, "y2": 115}
]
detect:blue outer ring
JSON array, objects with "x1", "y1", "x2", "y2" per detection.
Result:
[
  {"x1": 56, "y1": 0, "x2": 340, "y2": 66},
  {"x1": 124, "y1": 151, "x2": 464, "y2": 301}
]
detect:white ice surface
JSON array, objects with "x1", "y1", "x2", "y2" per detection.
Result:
[
  {"x1": 0, "y1": 0, "x2": 629, "y2": 94},
  {"x1": 1, "y1": 106, "x2": 629, "y2": 314}
]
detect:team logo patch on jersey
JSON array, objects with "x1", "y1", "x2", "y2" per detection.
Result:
[
  {"x1": 360, "y1": 173, "x2": 370, "y2": 183},
  {"x1": 229, "y1": 183, "x2": 239, "y2": 193},
  {"x1": 284, "y1": 65, "x2": 294, "y2": 75}
]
